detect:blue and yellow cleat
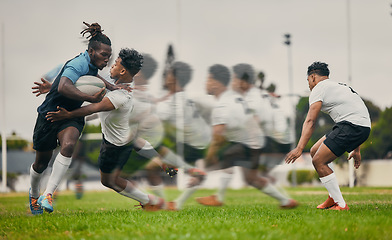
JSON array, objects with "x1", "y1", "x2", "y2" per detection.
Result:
[
  {"x1": 38, "y1": 193, "x2": 54, "y2": 213},
  {"x1": 29, "y1": 188, "x2": 43, "y2": 215}
]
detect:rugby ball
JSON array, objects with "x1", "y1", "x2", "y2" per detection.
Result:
[{"x1": 75, "y1": 75, "x2": 106, "y2": 95}]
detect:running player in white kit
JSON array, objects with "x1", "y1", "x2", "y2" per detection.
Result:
[
  {"x1": 285, "y1": 61, "x2": 371, "y2": 210},
  {"x1": 154, "y1": 61, "x2": 210, "y2": 210},
  {"x1": 196, "y1": 64, "x2": 298, "y2": 209},
  {"x1": 46, "y1": 48, "x2": 165, "y2": 211}
]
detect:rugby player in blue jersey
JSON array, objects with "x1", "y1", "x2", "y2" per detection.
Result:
[{"x1": 29, "y1": 22, "x2": 113, "y2": 214}]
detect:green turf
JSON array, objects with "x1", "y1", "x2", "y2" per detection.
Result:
[{"x1": 0, "y1": 187, "x2": 391, "y2": 240}]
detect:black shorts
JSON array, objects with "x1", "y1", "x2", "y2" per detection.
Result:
[
  {"x1": 33, "y1": 113, "x2": 85, "y2": 151},
  {"x1": 324, "y1": 121, "x2": 370, "y2": 157},
  {"x1": 217, "y1": 142, "x2": 261, "y2": 170},
  {"x1": 98, "y1": 136, "x2": 134, "y2": 173},
  {"x1": 158, "y1": 142, "x2": 205, "y2": 164},
  {"x1": 183, "y1": 143, "x2": 205, "y2": 164}
]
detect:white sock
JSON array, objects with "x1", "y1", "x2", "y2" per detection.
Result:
[
  {"x1": 29, "y1": 164, "x2": 42, "y2": 198},
  {"x1": 216, "y1": 172, "x2": 232, "y2": 202},
  {"x1": 262, "y1": 182, "x2": 290, "y2": 206},
  {"x1": 325, "y1": 163, "x2": 334, "y2": 199},
  {"x1": 328, "y1": 162, "x2": 334, "y2": 171},
  {"x1": 149, "y1": 184, "x2": 166, "y2": 199},
  {"x1": 119, "y1": 181, "x2": 150, "y2": 204},
  {"x1": 320, "y1": 172, "x2": 346, "y2": 207},
  {"x1": 136, "y1": 141, "x2": 160, "y2": 160},
  {"x1": 43, "y1": 153, "x2": 71, "y2": 196},
  {"x1": 175, "y1": 186, "x2": 198, "y2": 209},
  {"x1": 162, "y1": 149, "x2": 193, "y2": 171}
]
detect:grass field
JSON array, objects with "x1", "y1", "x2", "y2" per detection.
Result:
[{"x1": 0, "y1": 187, "x2": 391, "y2": 240}]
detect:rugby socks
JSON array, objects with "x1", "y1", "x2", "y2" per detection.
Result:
[
  {"x1": 119, "y1": 181, "x2": 150, "y2": 205},
  {"x1": 175, "y1": 186, "x2": 198, "y2": 209},
  {"x1": 162, "y1": 149, "x2": 193, "y2": 171},
  {"x1": 320, "y1": 172, "x2": 346, "y2": 208},
  {"x1": 216, "y1": 172, "x2": 232, "y2": 202},
  {"x1": 326, "y1": 163, "x2": 334, "y2": 198},
  {"x1": 29, "y1": 164, "x2": 42, "y2": 198},
  {"x1": 261, "y1": 182, "x2": 290, "y2": 206},
  {"x1": 43, "y1": 153, "x2": 71, "y2": 195},
  {"x1": 149, "y1": 183, "x2": 166, "y2": 199},
  {"x1": 135, "y1": 140, "x2": 161, "y2": 159}
]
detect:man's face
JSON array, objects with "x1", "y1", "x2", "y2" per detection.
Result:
[
  {"x1": 90, "y1": 43, "x2": 112, "y2": 70},
  {"x1": 307, "y1": 74, "x2": 316, "y2": 90},
  {"x1": 164, "y1": 70, "x2": 177, "y2": 92},
  {"x1": 206, "y1": 74, "x2": 218, "y2": 95},
  {"x1": 110, "y1": 57, "x2": 125, "y2": 81},
  {"x1": 231, "y1": 76, "x2": 241, "y2": 93}
]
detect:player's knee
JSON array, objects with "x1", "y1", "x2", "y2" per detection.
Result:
[
  {"x1": 312, "y1": 157, "x2": 323, "y2": 169},
  {"x1": 60, "y1": 141, "x2": 76, "y2": 156},
  {"x1": 33, "y1": 162, "x2": 49, "y2": 173},
  {"x1": 100, "y1": 177, "x2": 114, "y2": 189},
  {"x1": 310, "y1": 145, "x2": 318, "y2": 158}
]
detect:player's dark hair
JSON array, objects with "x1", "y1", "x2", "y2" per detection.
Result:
[
  {"x1": 171, "y1": 61, "x2": 192, "y2": 88},
  {"x1": 209, "y1": 64, "x2": 231, "y2": 86},
  {"x1": 119, "y1": 48, "x2": 144, "y2": 76},
  {"x1": 140, "y1": 54, "x2": 158, "y2": 80},
  {"x1": 233, "y1": 63, "x2": 255, "y2": 84},
  {"x1": 307, "y1": 61, "x2": 329, "y2": 77},
  {"x1": 80, "y1": 22, "x2": 111, "y2": 50}
]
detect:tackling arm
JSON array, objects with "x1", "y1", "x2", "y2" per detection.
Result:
[{"x1": 45, "y1": 97, "x2": 115, "y2": 122}]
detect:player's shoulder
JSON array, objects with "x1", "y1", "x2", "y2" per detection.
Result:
[{"x1": 65, "y1": 52, "x2": 90, "y2": 73}]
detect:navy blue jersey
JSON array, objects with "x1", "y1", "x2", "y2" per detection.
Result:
[{"x1": 37, "y1": 51, "x2": 98, "y2": 115}]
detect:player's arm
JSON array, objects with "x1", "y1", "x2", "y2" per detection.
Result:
[
  {"x1": 45, "y1": 97, "x2": 115, "y2": 122},
  {"x1": 96, "y1": 74, "x2": 133, "y2": 92},
  {"x1": 285, "y1": 101, "x2": 322, "y2": 164},
  {"x1": 204, "y1": 124, "x2": 227, "y2": 167},
  {"x1": 32, "y1": 64, "x2": 63, "y2": 96},
  {"x1": 58, "y1": 76, "x2": 105, "y2": 103}
]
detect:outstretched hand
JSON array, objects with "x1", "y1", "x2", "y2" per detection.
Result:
[
  {"x1": 32, "y1": 78, "x2": 52, "y2": 97},
  {"x1": 285, "y1": 147, "x2": 303, "y2": 164},
  {"x1": 348, "y1": 150, "x2": 361, "y2": 169},
  {"x1": 89, "y1": 88, "x2": 106, "y2": 103},
  {"x1": 46, "y1": 106, "x2": 71, "y2": 122}
]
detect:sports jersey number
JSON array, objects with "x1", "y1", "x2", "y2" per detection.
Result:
[
  {"x1": 338, "y1": 83, "x2": 357, "y2": 94},
  {"x1": 235, "y1": 97, "x2": 252, "y2": 114}
]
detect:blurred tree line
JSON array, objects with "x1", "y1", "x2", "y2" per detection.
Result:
[{"x1": 0, "y1": 131, "x2": 29, "y2": 150}]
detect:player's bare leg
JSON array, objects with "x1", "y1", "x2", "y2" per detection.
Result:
[{"x1": 312, "y1": 143, "x2": 348, "y2": 210}]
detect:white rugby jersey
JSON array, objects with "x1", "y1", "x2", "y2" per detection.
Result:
[
  {"x1": 129, "y1": 86, "x2": 164, "y2": 147},
  {"x1": 156, "y1": 91, "x2": 211, "y2": 149},
  {"x1": 244, "y1": 87, "x2": 274, "y2": 135},
  {"x1": 309, "y1": 80, "x2": 371, "y2": 127},
  {"x1": 211, "y1": 90, "x2": 264, "y2": 149},
  {"x1": 99, "y1": 82, "x2": 135, "y2": 146}
]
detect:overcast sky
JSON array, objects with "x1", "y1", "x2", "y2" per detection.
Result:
[{"x1": 1, "y1": 0, "x2": 391, "y2": 140}]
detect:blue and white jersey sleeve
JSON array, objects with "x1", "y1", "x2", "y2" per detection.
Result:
[
  {"x1": 61, "y1": 51, "x2": 91, "y2": 83},
  {"x1": 43, "y1": 64, "x2": 64, "y2": 82}
]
